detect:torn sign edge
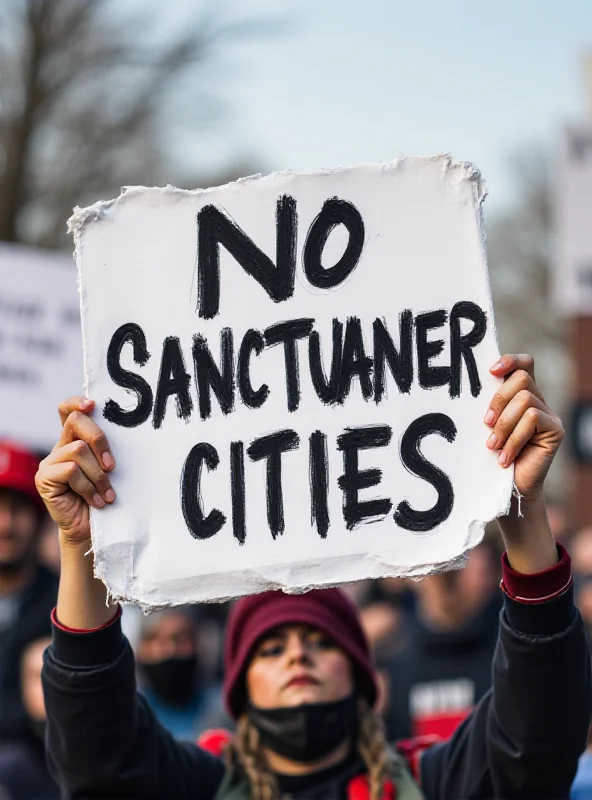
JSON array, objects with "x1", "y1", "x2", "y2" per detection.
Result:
[
  {"x1": 69, "y1": 155, "x2": 514, "y2": 608},
  {"x1": 92, "y1": 516, "x2": 504, "y2": 611}
]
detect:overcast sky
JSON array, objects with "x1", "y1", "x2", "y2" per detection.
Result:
[{"x1": 167, "y1": 0, "x2": 592, "y2": 215}]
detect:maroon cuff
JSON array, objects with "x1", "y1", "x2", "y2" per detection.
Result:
[
  {"x1": 51, "y1": 605, "x2": 122, "y2": 633},
  {"x1": 500, "y1": 544, "x2": 572, "y2": 604}
]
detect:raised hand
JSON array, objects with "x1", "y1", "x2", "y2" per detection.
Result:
[
  {"x1": 484, "y1": 354, "x2": 564, "y2": 499},
  {"x1": 484, "y1": 354, "x2": 563, "y2": 573},
  {"x1": 35, "y1": 397, "x2": 116, "y2": 546}
]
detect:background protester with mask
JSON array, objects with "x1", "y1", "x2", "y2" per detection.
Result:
[
  {"x1": 136, "y1": 607, "x2": 229, "y2": 740},
  {"x1": 383, "y1": 537, "x2": 501, "y2": 741},
  {"x1": 36, "y1": 353, "x2": 591, "y2": 798},
  {"x1": 0, "y1": 441, "x2": 57, "y2": 748}
]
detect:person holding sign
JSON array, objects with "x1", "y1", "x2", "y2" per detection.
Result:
[{"x1": 36, "y1": 354, "x2": 589, "y2": 799}]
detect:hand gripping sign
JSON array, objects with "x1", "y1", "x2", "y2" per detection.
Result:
[{"x1": 70, "y1": 157, "x2": 513, "y2": 607}]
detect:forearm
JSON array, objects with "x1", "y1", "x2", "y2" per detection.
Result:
[
  {"x1": 57, "y1": 534, "x2": 118, "y2": 629},
  {"x1": 497, "y1": 492, "x2": 558, "y2": 574}
]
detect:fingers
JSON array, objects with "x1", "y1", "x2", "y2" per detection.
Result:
[
  {"x1": 58, "y1": 396, "x2": 95, "y2": 427},
  {"x1": 41, "y1": 461, "x2": 104, "y2": 509},
  {"x1": 490, "y1": 408, "x2": 564, "y2": 468},
  {"x1": 48, "y1": 440, "x2": 115, "y2": 505},
  {"x1": 490, "y1": 353, "x2": 535, "y2": 382},
  {"x1": 58, "y1": 408, "x2": 115, "y2": 472},
  {"x1": 486, "y1": 391, "x2": 548, "y2": 460},
  {"x1": 484, "y1": 369, "x2": 544, "y2": 429}
]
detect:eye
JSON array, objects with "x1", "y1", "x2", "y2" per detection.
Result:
[
  {"x1": 256, "y1": 639, "x2": 285, "y2": 658},
  {"x1": 306, "y1": 633, "x2": 336, "y2": 651}
]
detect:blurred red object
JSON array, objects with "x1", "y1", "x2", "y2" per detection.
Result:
[{"x1": 197, "y1": 728, "x2": 233, "y2": 757}]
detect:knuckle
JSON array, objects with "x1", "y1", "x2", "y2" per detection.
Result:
[
  {"x1": 90, "y1": 431, "x2": 106, "y2": 450},
  {"x1": 525, "y1": 406, "x2": 539, "y2": 422},
  {"x1": 506, "y1": 434, "x2": 520, "y2": 452},
  {"x1": 71, "y1": 439, "x2": 88, "y2": 457},
  {"x1": 68, "y1": 410, "x2": 83, "y2": 426},
  {"x1": 516, "y1": 388, "x2": 532, "y2": 404},
  {"x1": 65, "y1": 462, "x2": 80, "y2": 480},
  {"x1": 516, "y1": 371, "x2": 530, "y2": 388},
  {"x1": 495, "y1": 416, "x2": 510, "y2": 436},
  {"x1": 492, "y1": 391, "x2": 506, "y2": 407}
]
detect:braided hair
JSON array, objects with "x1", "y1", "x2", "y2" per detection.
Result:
[{"x1": 226, "y1": 700, "x2": 392, "y2": 800}]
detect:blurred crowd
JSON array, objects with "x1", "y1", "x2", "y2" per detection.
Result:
[{"x1": 0, "y1": 439, "x2": 591, "y2": 799}]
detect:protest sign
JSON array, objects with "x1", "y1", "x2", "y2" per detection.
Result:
[
  {"x1": 70, "y1": 157, "x2": 513, "y2": 606},
  {"x1": 555, "y1": 123, "x2": 592, "y2": 316},
  {"x1": 0, "y1": 244, "x2": 83, "y2": 452}
]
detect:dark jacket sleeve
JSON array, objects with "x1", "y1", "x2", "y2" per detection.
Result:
[
  {"x1": 41, "y1": 613, "x2": 225, "y2": 799},
  {"x1": 420, "y1": 586, "x2": 591, "y2": 800}
]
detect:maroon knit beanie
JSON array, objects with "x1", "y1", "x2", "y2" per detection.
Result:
[{"x1": 223, "y1": 588, "x2": 378, "y2": 720}]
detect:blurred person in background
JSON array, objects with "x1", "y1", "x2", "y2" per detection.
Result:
[
  {"x1": 569, "y1": 527, "x2": 592, "y2": 638},
  {"x1": 0, "y1": 441, "x2": 57, "y2": 747},
  {"x1": 568, "y1": 526, "x2": 592, "y2": 798},
  {"x1": 546, "y1": 502, "x2": 568, "y2": 543},
  {"x1": 383, "y1": 534, "x2": 502, "y2": 741},
  {"x1": 571, "y1": 726, "x2": 592, "y2": 800},
  {"x1": 37, "y1": 518, "x2": 60, "y2": 577},
  {"x1": 0, "y1": 637, "x2": 58, "y2": 799},
  {"x1": 136, "y1": 607, "x2": 229, "y2": 741}
]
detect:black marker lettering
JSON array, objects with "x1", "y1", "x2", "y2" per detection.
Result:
[
  {"x1": 104, "y1": 323, "x2": 153, "y2": 428},
  {"x1": 449, "y1": 301, "x2": 487, "y2": 398},
  {"x1": 197, "y1": 195, "x2": 297, "y2": 319},
  {"x1": 309, "y1": 318, "x2": 343, "y2": 405},
  {"x1": 230, "y1": 441, "x2": 246, "y2": 544},
  {"x1": 337, "y1": 317, "x2": 373, "y2": 403},
  {"x1": 303, "y1": 198, "x2": 365, "y2": 289},
  {"x1": 247, "y1": 430, "x2": 300, "y2": 539},
  {"x1": 264, "y1": 318, "x2": 314, "y2": 412},
  {"x1": 415, "y1": 310, "x2": 450, "y2": 390},
  {"x1": 309, "y1": 430, "x2": 329, "y2": 538},
  {"x1": 373, "y1": 311, "x2": 413, "y2": 401},
  {"x1": 337, "y1": 425, "x2": 393, "y2": 530},
  {"x1": 181, "y1": 443, "x2": 226, "y2": 539},
  {"x1": 238, "y1": 329, "x2": 269, "y2": 409},
  {"x1": 153, "y1": 336, "x2": 192, "y2": 429},
  {"x1": 192, "y1": 328, "x2": 234, "y2": 420},
  {"x1": 394, "y1": 413, "x2": 457, "y2": 532}
]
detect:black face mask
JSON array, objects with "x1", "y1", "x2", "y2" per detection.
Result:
[
  {"x1": 247, "y1": 694, "x2": 358, "y2": 763},
  {"x1": 140, "y1": 655, "x2": 199, "y2": 707}
]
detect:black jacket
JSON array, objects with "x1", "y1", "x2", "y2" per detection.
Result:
[
  {"x1": 384, "y1": 596, "x2": 500, "y2": 741},
  {"x1": 0, "y1": 565, "x2": 58, "y2": 744},
  {"x1": 41, "y1": 587, "x2": 591, "y2": 800}
]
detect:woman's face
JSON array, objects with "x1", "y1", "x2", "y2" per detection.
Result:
[{"x1": 246, "y1": 624, "x2": 354, "y2": 709}]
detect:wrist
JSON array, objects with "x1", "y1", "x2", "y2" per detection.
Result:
[
  {"x1": 59, "y1": 530, "x2": 92, "y2": 553},
  {"x1": 497, "y1": 494, "x2": 558, "y2": 574}
]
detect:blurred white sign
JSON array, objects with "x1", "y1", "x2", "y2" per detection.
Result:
[
  {"x1": 0, "y1": 244, "x2": 83, "y2": 451},
  {"x1": 72, "y1": 159, "x2": 512, "y2": 607},
  {"x1": 555, "y1": 124, "x2": 592, "y2": 316}
]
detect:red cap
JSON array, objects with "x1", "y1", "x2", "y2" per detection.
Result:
[
  {"x1": 223, "y1": 588, "x2": 378, "y2": 719},
  {"x1": 0, "y1": 440, "x2": 44, "y2": 512}
]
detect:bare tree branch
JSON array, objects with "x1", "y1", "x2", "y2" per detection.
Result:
[{"x1": 0, "y1": 0, "x2": 267, "y2": 248}]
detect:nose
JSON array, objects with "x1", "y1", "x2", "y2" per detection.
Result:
[
  {"x1": 284, "y1": 632, "x2": 311, "y2": 665},
  {"x1": 0, "y1": 502, "x2": 14, "y2": 535}
]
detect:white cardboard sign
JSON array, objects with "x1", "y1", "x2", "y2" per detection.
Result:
[
  {"x1": 0, "y1": 244, "x2": 83, "y2": 452},
  {"x1": 71, "y1": 158, "x2": 513, "y2": 607},
  {"x1": 554, "y1": 124, "x2": 592, "y2": 317}
]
